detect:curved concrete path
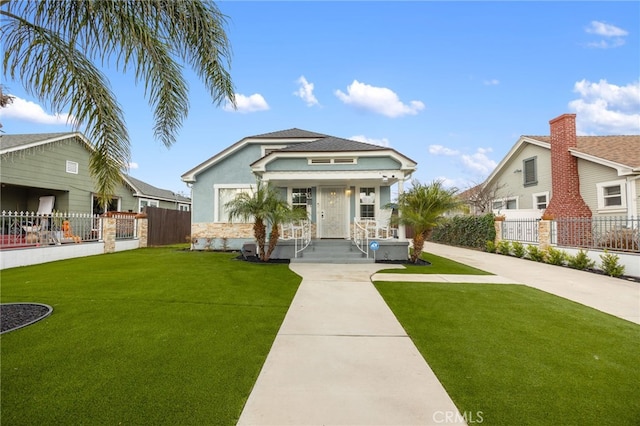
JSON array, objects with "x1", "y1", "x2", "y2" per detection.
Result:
[
  {"x1": 237, "y1": 263, "x2": 466, "y2": 426},
  {"x1": 421, "y1": 242, "x2": 640, "y2": 325}
]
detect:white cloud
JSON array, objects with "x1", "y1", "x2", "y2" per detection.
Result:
[
  {"x1": 569, "y1": 79, "x2": 640, "y2": 134},
  {"x1": 461, "y1": 147, "x2": 497, "y2": 176},
  {"x1": 128, "y1": 162, "x2": 139, "y2": 170},
  {"x1": 483, "y1": 79, "x2": 500, "y2": 86},
  {"x1": 293, "y1": 76, "x2": 319, "y2": 107},
  {"x1": 585, "y1": 21, "x2": 628, "y2": 37},
  {"x1": 350, "y1": 134, "x2": 390, "y2": 147},
  {"x1": 0, "y1": 95, "x2": 74, "y2": 125},
  {"x1": 334, "y1": 80, "x2": 425, "y2": 118},
  {"x1": 223, "y1": 93, "x2": 269, "y2": 113},
  {"x1": 429, "y1": 144, "x2": 460, "y2": 156},
  {"x1": 584, "y1": 21, "x2": 627, "y2": 49}
]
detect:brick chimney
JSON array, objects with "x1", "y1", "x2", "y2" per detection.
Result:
[{"x1": 544, "y1": 113, "x2": 592, "y2": 219}]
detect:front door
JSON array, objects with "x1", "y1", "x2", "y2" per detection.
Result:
[{"x1": 320, "y1": 187, "x2": 347, "y2": 238}]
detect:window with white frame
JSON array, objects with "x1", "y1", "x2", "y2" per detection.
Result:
[
  {"x1": 523, "y1": 157, "x2": 537, "y2": 187},
  {"x1": 178, "y1": 204, "x2": 190, "y2": 212},
  {"x1": 596, "y1": 180, "x2": 626, "y2": 210},
  {"x1": 359, "y1": 187, "x2": 376, "y2": 218},
  {"x1": 215, "y1": 184, "x2": 253, "y2": 222},
  {"x1": 532, "y1": 192, "x2": 549, "y2": 210},
  {"x1": 138, "y1": 199, "x2": 159, "y2": 212},
  {"x1": 291, "y1": 188, "x2": 310, "y2": 214},
  {"x1": 492, "y1": 197, "x2": 518, "y2": 210}
]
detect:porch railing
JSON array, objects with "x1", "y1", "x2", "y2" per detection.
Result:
[
  {"x1": 1, "y1": 211, "x2": 140, "y2": 249},
  {"x1": 352, "y1": 217, "x2": 370, "y2": 258},
  {"x1": 279, "y1": 220, "x2": 311, "y2": 258}
]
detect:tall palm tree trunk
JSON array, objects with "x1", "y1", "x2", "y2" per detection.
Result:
[
  {"x1": 253, "y1": 219, "x2": 267, "y2": 260},
  {"x1": 265, "y1": 225, "x2": 280, "y2": 262}
]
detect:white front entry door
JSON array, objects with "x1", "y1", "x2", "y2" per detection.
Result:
[{"x1": 319, "y1": 187, "x2": 347, "y2": 238}]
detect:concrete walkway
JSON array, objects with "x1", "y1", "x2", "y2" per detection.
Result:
[
  {"x1": 420, "y1": 242, "x2": 640, "y2": 325},
  {"x1": 237, "y1": 263, "x2": 466, "y2": 426}
]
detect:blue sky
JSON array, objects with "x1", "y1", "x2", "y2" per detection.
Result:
[{"x1": 2, "y1": 1, "x2": 639, "y2": 196}]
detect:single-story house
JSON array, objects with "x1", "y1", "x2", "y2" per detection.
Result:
[
  {"x1": 181, "y1": 128, "x2": 417, "y2": 252},
  {"x1": 483, "y1": 113, "x2": 640, "y2": 220},
  {"x1": 0, "y1": 132, "x2": 191, "y2": 214}
]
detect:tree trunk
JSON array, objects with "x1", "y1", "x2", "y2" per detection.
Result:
[
  {"x1": 265, "y1": 225, "x2": 280, "y2": 262},
  {"x1": 253, "y1": 219, "x2": 267, "y2": 261},
  {"x1": 411, "y1": 232, "x2": 425, "y2": 263}
]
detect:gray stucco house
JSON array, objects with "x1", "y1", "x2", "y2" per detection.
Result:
[
  {"x1": 1, "y1": 132, "x2": 190, "y2": 214},
  {"x1": 181, "y1": 128, "x2": 418, "y2": 254}
]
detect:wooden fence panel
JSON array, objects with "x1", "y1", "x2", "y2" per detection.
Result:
[{"x1": 145, "y1": 206, "x2": 191, "y2": 246}]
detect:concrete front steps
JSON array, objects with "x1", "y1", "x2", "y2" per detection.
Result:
[{"x1": 291, "y1": 239, "x2": 374, "y2": 264}]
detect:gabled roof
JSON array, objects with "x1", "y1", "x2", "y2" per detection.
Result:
[
  {"x1": 250, "y1": 128, "x2": 329, "y2": 139},
  {"x1": 123, "y1": 175, "x2": 190, "y2": 203},
  {"x1": 0, "y1": 132, "x2": 88, "y2": 153},
  {"x1": 182, "y1": 128, "x2": 417, "y2": 182},
  {"x1": 1, "y1": 132, "x2": 188, "y2": 202},
  {"x1": 276, "y1": 136, "x2": 387, "y2": 152}
]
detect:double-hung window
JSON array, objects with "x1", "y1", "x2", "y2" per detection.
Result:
[
  {"x1": 532, "y1": 192, "x2": 549, "y2": 210},
  {"x1": 596, "y1": 180, "x2": 626, "y2": 211},
  {"x1": 139, "y1": 199, "x2": 159, "y2": 213},
  {"x1": 291, "y1": 188, "x2": 310, "y2": 215},
  {"x1": 359, "y1": 187, "x2": 376, "y2": 219}
]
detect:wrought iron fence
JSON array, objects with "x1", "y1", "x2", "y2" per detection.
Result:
[
  {"x1": 501, "y1": 218, "x2": 539, "y2": 243},
  {"x1": 112, "y1": 213, "x2": 137, "y2": 240},
  {"x1": 552, "y1": 216, "x2": 639, "y2": 253}
]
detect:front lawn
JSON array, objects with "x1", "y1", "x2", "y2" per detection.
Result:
[
  {"x1": 374, "y1": 281, "x2": 640, "y2": 425},
  {"x1": 378, "y1": 251, "x2": 491, "y2": 275},
  {"x1": 1, "y1": 248, "x2": 301, "y2": 425}
]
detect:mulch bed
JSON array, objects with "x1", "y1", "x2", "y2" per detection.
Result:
[
  {"x1": 376, "y1": 258, "x2": 431, "y2": 266},
  {"x1": 0, "y1": 303, "x2": 52, "y2": 334}
]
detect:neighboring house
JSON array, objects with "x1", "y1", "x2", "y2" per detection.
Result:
[
  {"x1": 483, "y1": 114, "x2": 640, "y2": 220},
  {"x1": 181, "y1": 128, "x2": 417, "y2": 249},
  {"x1": 1, "y1": 132, "x2": 190, "y2": 214}
]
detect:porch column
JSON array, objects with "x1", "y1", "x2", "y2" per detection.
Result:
[{"x1": 397, "y1": 178, "x2": 406, "y2": 240}]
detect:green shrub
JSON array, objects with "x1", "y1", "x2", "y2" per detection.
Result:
[
  {"x1": 431, "y1": 213, "x2": 496, "y2": 250},
  {"x1": 485, "y1": 240, "x2": 496, "y2": 253},
  {"x1": 545, "y1": 247, "x2": 567, "y2": 266},
  {"x1": 511, "y1": 241, "x2": 525, "y2": 258},
  {"x1": 497, "y1": 240, "x2": 511, "y2": 255},
  {"x1": 527, "y1": 245, "x2": 546, "y2": 262},
  {"x1": 567, "y1": 250, "x2": 595, "y2": 271},
  {"x1": 599, "y1": 250, "x2": 625, "y2": 278}
]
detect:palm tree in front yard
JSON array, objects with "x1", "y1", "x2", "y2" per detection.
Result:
[
  {"x1": 225, "y1": 180, "x2": 302, "y2": 262},
  {"x1": 392, "y1": 180, "x2": 463, "y2": 263}
]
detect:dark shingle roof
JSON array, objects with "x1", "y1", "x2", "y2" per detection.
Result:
[
  {"x1": 249, "y1": 128, "x2": 329, "y2": 139},
  {"x1": 0, "y1": 132, "x2": 78, "y2": 151},
  {"x1": 526, "y1": 135, "x2": 640, "y2": 168},
  {"x1": 276, "y1": 136, "x2": 387, "y2": 152},
  {"x1": 124, "y1": 175, "x2": 190, "y2": 203}
]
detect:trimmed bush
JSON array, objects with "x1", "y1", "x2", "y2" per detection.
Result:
[
  {"x1": 431, "y1": 213, "x2": 496, "y2": 250},
  {"x1": 546, "y1": 247, "x2": 567, "y2": 266},
  {"x1": 511, "y1": 241, "x2": 525, "y2": 258},
  {"x1": 567, "y1": 250, "x2": 595, "y2": 271},
  {"x1": 485, "y1": 240, "x2": 496, "y2": 253},
  {"x1": 497, "y1": 240, "x2": 511, "y2": 255},
  {"x1": 527, "y1": 245, "x2": 546, "y2": 262},
  {"x1": 600, "y1": 250, "x2": 625, "y2": 278}
]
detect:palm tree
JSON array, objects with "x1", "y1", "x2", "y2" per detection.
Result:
[
  {"x1": 1, "y1": 0, "x2": 234, "y2": 203},
  {"x1": 391, "y1": 180, "x2": 462, "y2": 263},
  {"x1": 264, "y1": 201, "x2": 308, "y2": 262},
  {"x1": 226, "y1": 180, "x2": 302, "y2": 262}
]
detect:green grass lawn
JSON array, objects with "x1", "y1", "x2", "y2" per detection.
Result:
[
  {"x1": 0, "y1": 248, "x2": 301, "y2": 425},
  {"x1": 377, "y1": 251, "x2": 492, "y2": 275},
  {"x1": 374, "y1": 281, "x2": 640, "y2": 425}
]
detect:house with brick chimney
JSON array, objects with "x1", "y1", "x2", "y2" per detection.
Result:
[{"x1": 482, "y1": 114, "x2": 640, "y2": 220}]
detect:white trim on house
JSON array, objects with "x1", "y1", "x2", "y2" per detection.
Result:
[
  {"x1": 596, "y1": 179, "x2": 627, "y2": 213},
  {"x1": 532, "y1": 191, "x2": 549, "y2": 210},
  {"x1": 181, "y1": 137, "x2": 322, "y2": 182},
  {"x1": 569, "y1": 149, "x2": 637, "y2": 176},
  {"x1": 484, "y1": 137, "x2": 550, "y2": 188},
  {"x1": 259, "y1": 170, "x2": 406, "y2": 183},
  {"x1": 251, "y1": 149, "x2": 415, "y2": 172},
  {"x1": 261, "y1": 145, "x2": 289, "y2": 157},
  {"x1": 138, "y1": 198, "x2": 160, "y2": 212},
  {"x1": 213, "y1": 183, "x2": 254, "y2": 223},
  {"x1": 0, "y1": 132, "x2": 91, "y2": 155}
]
